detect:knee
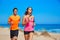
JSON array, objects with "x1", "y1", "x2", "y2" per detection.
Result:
[{"x1": 13, "y1": 36, "x2": 17, "y2": 40}]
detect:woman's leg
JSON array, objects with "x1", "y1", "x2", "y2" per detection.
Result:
[
  {"x1": 24, "y1": 34, "x2": 29, "y2": 40},
  {"x1": 29, "y1": 32, "x2": 34, "y2": 40}
]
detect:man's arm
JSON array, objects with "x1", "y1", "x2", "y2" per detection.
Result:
[
  {"x1": 18, "y1": 17, "x2": 20, "y2": 23},
  {"x1": 8, "y1": 17, "x2": 11, "y2": 24}
]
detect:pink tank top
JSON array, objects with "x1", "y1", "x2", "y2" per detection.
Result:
[{"x1": 24, "y1": 17, "x2": 34, "y2": 31}]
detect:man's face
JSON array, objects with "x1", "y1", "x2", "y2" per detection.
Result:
[{"x1": 14, "y1": 9, "x2": 17, "y2": 15}]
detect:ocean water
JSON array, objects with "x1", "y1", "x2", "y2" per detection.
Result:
[{"x1": 0, "y1": 24, "x2": 60, "y2": 33}]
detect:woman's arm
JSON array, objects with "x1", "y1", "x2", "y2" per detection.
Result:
[
  {"x1": 22, "y1": 15, "x2": 29, "y2": 26},
  {"x1": 32, "y1": 16, "x2": 35, "y2": 26}
]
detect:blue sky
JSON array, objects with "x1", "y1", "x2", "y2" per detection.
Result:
[{"x1": 0, "y1": 0, "x2": 60, "y2": 24}]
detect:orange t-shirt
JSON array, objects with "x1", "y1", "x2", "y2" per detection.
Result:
[{"x1": 8, "y1": 15, "x2": 20, "y2": 30}]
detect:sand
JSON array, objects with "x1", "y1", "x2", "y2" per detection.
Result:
[{"x1": 0, "y1": 27, "x2": 60, "y2": 40}]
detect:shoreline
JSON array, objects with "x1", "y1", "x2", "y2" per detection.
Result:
[{"x1": 0, "y1": 27, "x2": 60, "y2": 34}]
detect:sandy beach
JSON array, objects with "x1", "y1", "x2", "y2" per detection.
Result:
[{"x1": 0, "y1": 27, "x2": 60, "y2": 40}]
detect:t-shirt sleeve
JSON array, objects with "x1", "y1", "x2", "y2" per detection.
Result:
[
  {"x1": 8, "y1": 17, "x2": 11, "y2": 24},
  {"x1": 19, "y1": 16, "x2": 20, "y2": 22}
]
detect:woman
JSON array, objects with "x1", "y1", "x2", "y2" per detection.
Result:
[{"x1": 22, "y1": 7, "x2": 35, "y2": 40}]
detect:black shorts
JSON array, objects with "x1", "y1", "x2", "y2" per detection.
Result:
[
  {"x1": 10, "y1": 30, "x2": 19, "y2": 38},
  {"x1": 24, "y1": 31, "x2": 34, "y2": 35}
]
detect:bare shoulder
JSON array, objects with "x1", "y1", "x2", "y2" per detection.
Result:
[{"x1": 23, "y1": 15, "x2": 26, "y2": 18}]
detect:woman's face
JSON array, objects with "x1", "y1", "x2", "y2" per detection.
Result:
[{"x1": 27, "y1": 8, "x2": 32, "y2": 15}]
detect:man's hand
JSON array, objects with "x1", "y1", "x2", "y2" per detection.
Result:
[{"x1": 10, "y1": 21, "x2": 14, "y2": 25}]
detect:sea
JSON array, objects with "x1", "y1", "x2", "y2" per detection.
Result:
[{"x1": 0, "y1": 24, "x2": 60, "y2": 33}]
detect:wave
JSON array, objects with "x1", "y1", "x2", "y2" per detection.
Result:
[{"x1": 47, "y1": 29, "x2": 60, "y2": 33}]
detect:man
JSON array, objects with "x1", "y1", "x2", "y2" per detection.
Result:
[{"x1": 8, "y1": 8, "x2": 20, "y2": 40}]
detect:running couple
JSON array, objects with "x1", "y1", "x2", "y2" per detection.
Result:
[{"x1": 8, "y1": 7, "x2": 35, "y2": 40}]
